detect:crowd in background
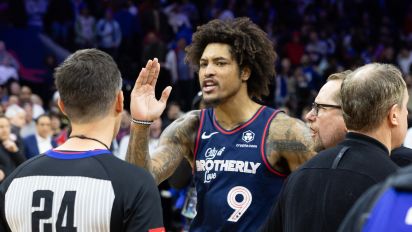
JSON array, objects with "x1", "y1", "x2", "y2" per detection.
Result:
[{"x1": 1, "y1": 0, "x2": 412, "y2": 231}]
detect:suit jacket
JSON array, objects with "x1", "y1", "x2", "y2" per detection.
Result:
[
  {"x1": 23, "y1": 134, "x2": 57, "y2": 159},
  {"x1": 0, "y1": 137, "x2": 26, "y2": 178}
]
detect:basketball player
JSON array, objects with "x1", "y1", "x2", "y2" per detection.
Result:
[
  {"x1": 0, "y1": 49, "x2": 164, "y2": 231},
  {"x1": 127, "y1": 17, "x2": 315, "y2": 231}
]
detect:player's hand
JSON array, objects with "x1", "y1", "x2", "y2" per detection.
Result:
[{"x1": 130, "y1": 58, "x2": 172, "y2": 121}]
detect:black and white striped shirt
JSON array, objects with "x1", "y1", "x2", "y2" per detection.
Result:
[{"x1": 0, "y1": 149, "x2": 164, "y2": 232}]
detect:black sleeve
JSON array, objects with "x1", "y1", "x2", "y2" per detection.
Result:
[
  {"x1": 259, "y1": 182, "x2": 287, "y2": 232},
  {"x1": 391, "y1": 146, "x2": 412, "y2": 167},
  {"x1": 0, "y1": 176, "x2": 12, "y2": 231},
  {"x1": 0, "y1": 157, "x2": 6, "y2": 178},
  {"x1": 259, "y1": 200, "x2": 283, "y2": 232},
  {"x1": 9, "y1": 139, "x2": 27, "y2": 167},
  {"x1": 168, "y1": 159, "x2": 192, "y2": 189},
  {"x1": 338, "y1": 184, "x2": 382, "y2": 232},
  {"x1": 126, "y1": 171, "x2": 164, "y2": 232}
]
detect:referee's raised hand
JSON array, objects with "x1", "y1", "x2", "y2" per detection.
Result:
[{"x1": 130, "y1": 58, "x2": 172, "y2": 122}]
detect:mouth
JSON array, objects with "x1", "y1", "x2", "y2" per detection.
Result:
[{"x1": 202, "y1": 79, "x2": 217, "y2": 93}]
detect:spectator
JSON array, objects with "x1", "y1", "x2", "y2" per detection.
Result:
[
  {"x1": 19, "y1": 102, "x2": 36, "y2": 138},
  {"x1": 5, "y1": 103, "x2": 26, "y2": 136},
  {"x1": 161, "y1": 101, "x2": 183, "y2": 130},
  {"x1": 74, "y1": 6, "x2": 96, "y2": 49},
  {"x1": 23, "y1": 114, "x2": 56, "y2": 159},
  {"x1": 116, "y1": 110, "x2": 131, "y2": 144},
  {"x1": 24, "y1": 0, "x2": 49, "y2": 31},
  {"x1": 0, "y1": 116, "x2": 25, "y2": 182},
  {"x1": 18, "y1": 85, "x2": 32, "y2": 106},
  {"x1": 166, "y1": 37, "x2": 195, "y2": 111},
  {"x1": 397, "y1": 46, "x2": 412, "y2": 74},
  {"x1": 50, "y1": 112, "x2": 67, "y2": 146},
  {"x1": 96, "y1": 8, "x2": 122, "y2": 58},
  {"x1": 285, "y1": 32, "x2": 305, "y2": 66}
]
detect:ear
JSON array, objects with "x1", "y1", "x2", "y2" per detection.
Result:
[
  {"x1": 388, "y1": 104, "x2": 400, "y2": 127},
  {"x1": 115, "y1": 91, "x2": 124, "y2": 114},
  {"x1": 241, "y1": 66, "x2": 251, "y2": 81},
  {"x1": 57, "y1": 98, "x2": 67, "y2": 116}
]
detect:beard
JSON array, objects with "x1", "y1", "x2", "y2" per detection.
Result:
[
  {"x1": 203, "y1": 97, "x2": 221, "y2": 108},
  {"x1": 313, "y1": 136, "x2": 325, "y2": 152}
]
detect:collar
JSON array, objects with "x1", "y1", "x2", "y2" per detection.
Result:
[
  {"x1": 345, "y1": 132, "x2": 389, "y2": 154},
  {"x1": 35, "y1": 133, "x2": 51, "y2": 143}
]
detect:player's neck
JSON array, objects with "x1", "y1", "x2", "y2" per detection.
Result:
[
  {"x1": 57, "y1": 118, "x2": 116, "y2": 151},
  {"x1": 214, "y1": 98, "x2": 261, "y2": 130}
]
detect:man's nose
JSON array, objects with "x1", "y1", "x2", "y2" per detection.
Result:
[
  {"x1": 204, "y1": 64, "x2": 216, "y2": 77},
  {"x1": 305, "y1": 108, "x2": 316, "y2": 122}
]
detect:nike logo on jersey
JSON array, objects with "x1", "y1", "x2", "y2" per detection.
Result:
[{"x1": 201, "y1": 132, "x2": 219, "y2": 139}]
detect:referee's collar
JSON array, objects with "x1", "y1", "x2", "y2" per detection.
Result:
[{"x1": 45, "y1": 149, "x2": 112, "y2": 160}]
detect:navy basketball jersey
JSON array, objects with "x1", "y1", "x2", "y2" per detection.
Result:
[
  {"x1": 0, "y1": 149, "x2": 164, "y2": 232},
  {"x1": 191, "y1": 106, "x2": 285, "y2": 232}
]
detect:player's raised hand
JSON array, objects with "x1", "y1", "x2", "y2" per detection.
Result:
[{"x1": 130, "y1": 58, "x2": 172, "y2": 121}]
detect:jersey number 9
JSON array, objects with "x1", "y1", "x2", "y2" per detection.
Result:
[{"x1": 227, "y1": 186, "x2": 252, "y2": 222}]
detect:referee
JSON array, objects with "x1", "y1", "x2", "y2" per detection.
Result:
[{"x1": 0, "y1": 49, "x2": 165, "y2": 232}]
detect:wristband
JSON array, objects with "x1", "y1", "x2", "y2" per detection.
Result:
[{"x1": 131, "y1": 118, "x2": 153, "y2": 125}]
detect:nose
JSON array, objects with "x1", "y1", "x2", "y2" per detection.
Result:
[
  {"x1": 305, "y1": 108, "x2": 316, "y2": 122},
  {"x1": 204, "y1": 63, "x2": 215, "y2": 77}
]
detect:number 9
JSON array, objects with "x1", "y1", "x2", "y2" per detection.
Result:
[{"x1": 227, "y1": 186, "x2": 252, "y2": 222}]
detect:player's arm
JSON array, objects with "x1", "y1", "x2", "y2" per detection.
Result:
[
  {"x1": 125, "y1": 58, "x2": 173, "y2": 183},
  {"x1": 127, "y1": 110, "x2": 199, "y2": 184},
  {"x1": 265, "y1": 113, "x2": 316, "y2": 174}
]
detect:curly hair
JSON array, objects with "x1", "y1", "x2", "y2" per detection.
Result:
[{"x1": 185, "y1": 17, "x2": 277, "y2": 100}]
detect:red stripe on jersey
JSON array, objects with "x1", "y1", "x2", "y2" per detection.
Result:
[{"x1": 260, "y1": 109, "x2": 287, "y2": 177}]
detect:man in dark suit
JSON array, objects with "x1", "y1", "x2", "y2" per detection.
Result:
[
  {"x1": 0, "y1": 116, "x2": 25, "y2": 181},
  {"x1": 23, "y1": 114, "x2": 57, "y2": 158},
  {"x1": 263, "y1": 63, "x2": 406, "y2": 232}
]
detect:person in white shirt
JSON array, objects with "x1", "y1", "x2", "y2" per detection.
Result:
[{"x1": 23, "y1": 114, "x2": 57, "y2": 158}]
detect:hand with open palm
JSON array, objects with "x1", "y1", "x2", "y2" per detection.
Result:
[{"x1": 130, "y1": 58, "x2": 172, "y2": 122}]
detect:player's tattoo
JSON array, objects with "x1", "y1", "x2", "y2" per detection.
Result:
[
  {"x1": 265, "y1": 113, "x2": 315, "y2": 173},
  {"x1": 269, "y1": 140, "x2": 308, "y2": 152},
  {"x1": 126, "y1": 125, "x2": 151, "y2": 169},
  {"x1": 127, "y1": 110, "x2": 200, "y2": 184}
]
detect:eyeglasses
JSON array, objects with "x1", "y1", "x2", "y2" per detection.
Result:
[{"x1": 311, "y1": 102, "x2": 341, "y2": 116}]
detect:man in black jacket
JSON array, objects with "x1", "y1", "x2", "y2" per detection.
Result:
[
  {"x1": 0, "y1": 116, "x2": 25, "y2": 182},
  {"x1": 262, "y1": 63, "x2": 407, "y2": 232}
]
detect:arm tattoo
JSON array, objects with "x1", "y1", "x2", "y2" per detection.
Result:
[
  {"x1": 126, "y1": 110, "x2": 200, "y2": 184},
  {"x1": 269, "y1": 140, "x2": 308, "y2": 152},
  {"x1": 126, "y1": 125, "x2": 151, "y2": 171},
  {"x1": 266, "y1": 113, "x2": 315, "y2": 173}
]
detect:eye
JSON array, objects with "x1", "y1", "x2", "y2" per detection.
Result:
[
  {"x1": 199, "y1": 62, "x2": 207, "y2": 68},
  {"x1": 216, "y1": 62, "x2": 226, "y2": 66}
]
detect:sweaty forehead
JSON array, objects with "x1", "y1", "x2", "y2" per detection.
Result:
[{"x1": 200, "y1": 43, "x2": 233, "y2": 61}]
